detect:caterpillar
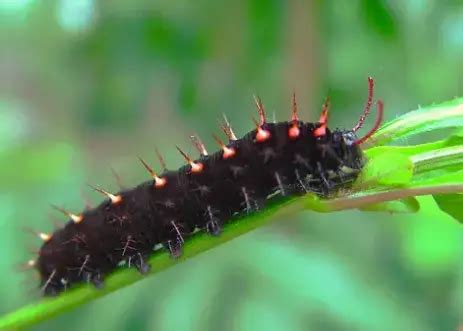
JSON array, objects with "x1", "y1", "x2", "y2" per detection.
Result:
[{"x1": 29, "y1": 78, "x2": 383, "y2": 296}]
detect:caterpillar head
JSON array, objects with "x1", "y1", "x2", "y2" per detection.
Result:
[{"x1": 312, "y1": 77, "x2": 383, "y2": 171}]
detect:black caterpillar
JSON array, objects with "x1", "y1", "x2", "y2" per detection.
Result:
[{"x1": 30, "y1": 78, "x2": 383, "y2": 295}]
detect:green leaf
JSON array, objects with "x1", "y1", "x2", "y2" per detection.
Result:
[
  {"x1": 371, "y1": 97, "x2": 463, "y2": 145},
  {"x1": 445, "y1": 128, "x2": 463, "y2": 146},
  {"x1": 433, "y1": 193, "x2": 463, "y2": 223},
  {"x1": 401, "y1": 196, "x2": 462, "y2": 274},
  {"x1": 356, "y1": 150, "x2": 414, "y2": 188},
  {"x1": 359, "y1": 196, "x2": 420, "y2": 214},
  {"x1": 365, "y1": 128, "x2": 463, "y2": 162}
]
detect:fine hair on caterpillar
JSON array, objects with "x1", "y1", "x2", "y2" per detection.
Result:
[{"x1": 25, "y1": 77, "x2": 384, "y2": 296}]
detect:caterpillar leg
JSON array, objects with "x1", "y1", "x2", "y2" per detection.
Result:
[
  {"x1": 205, "y1": 205, "x2": 222, "y2": 236},
  {"x1": 91, "y1": 272, "x2": 104, "y2": 289},
  {"x1": 165, "y1": 239, "x2": 183, "y2": 258},
  {"x1": 129, "y1": 252, "x2": 151, "y2": 274},
  {"x1": 82, "y1": 271, "x2": 104, "y2": 289},
  {"x1": 316, "y1": 162, "x2": 334, "y2": 196},
  {"x1": 163, "y1": 220, "x2": 185, "y2": 258}
]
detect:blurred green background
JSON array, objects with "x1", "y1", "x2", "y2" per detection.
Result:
[{"x1": 1, "y1": 0, "x2": 463, "y2": 330}]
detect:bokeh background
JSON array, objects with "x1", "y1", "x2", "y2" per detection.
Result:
[{"x1": 1, "y1": 0, "x2": 463, "y2": 330}]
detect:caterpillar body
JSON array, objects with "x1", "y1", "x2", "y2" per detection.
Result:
[{"x1": 33, "y1": 78, "x2": 383, "y2": 295}]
